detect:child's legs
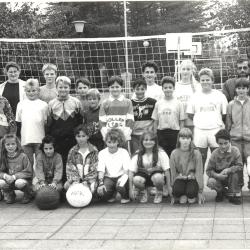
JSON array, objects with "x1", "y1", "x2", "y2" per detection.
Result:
[
  {"x1": 157, "y1": 129, "x2": 179, "y2": 157},
  {"x1": 151, "y1": 173, "x2": 164, "y2": 191},
  {"x1": 227, "y1": 172, "x2": 241, "y2": 197},
  {"x1": 23, "y1": 144, "x2": 35, "y2": 168},
  {"x1": 0, "y1": 179, "x2": 13, "y2": 192},
  {"x1": 15, "y1": 179, "x2": 32, "y2": 194},
  {"x1": 103, "y1": 177, "x2": 117, "y2": 201},
  {"x1": 185, "y1": 179, "x2": 199, "y2": 199},
  {"x1": 116, "y1": 178, "x2": 129, "y2": 199},
  {"x1": 133, "y1": 175, "x2": 147, "y2": 190},
  {"x1": 131, "y1": 134, "x2": 141, "y2": 155},
  {"x1": 172, "y1": 179, "x2": 186, "y2": 198},
  {"x1": 207, "y1": 177, "x2": 225, "y2": 193}
]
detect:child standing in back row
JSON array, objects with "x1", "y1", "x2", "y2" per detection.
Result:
[
  {"x1": 16, "y1": 79, "x2": 48, "y2": 168},
  {"x1": 152, "y1": 76, "x2": 185, "y2": 157},
  {"x1": 75, "y1": 78, "x2": 90, "y2": 113}
]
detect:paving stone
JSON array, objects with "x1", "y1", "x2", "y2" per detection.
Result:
[
  {"x1": 147, "y1": 232, "x2": 179, "y2": 239},
  {"x1": 186, "y1": 212, "x2": 214, "y2": 219},
  {"x1": 96, "y1": 219, "x2": 126, "y2": 226},
  {"x1": 67, "y1": 219, "x2": 97, "y2": 226},
  {"x1": 213, "y1": 224, "x2": 245, "y2": 233},
  {"x1": 183, "y1": 219, "x2": 213, "y2": 225},
  {"x1": 150, "y1": 225, "x2": 181, "y2": 233},
  {"x1": 101, "y1": 213, "x2": 130, "y2": 219},
  {"x1": 27, "y1": 225, "x2": 60, "y2": 233},
  {"x1": 17, "y1": 232, "x2": 52, "y2": 240},
  {"x1": 0, "y1": 232, "x2": 22, "y2": 239},
  {"x1": 7, "y1": 219, "x2": 40, "y2": 226},
  {"x1": 182, "y1": 225, "x2": 213, "y2": 233},
  {"x1": 208, "y1": 239, "x2": 245, "y2": 249},
  {"x1": 36, "y1": 218, "x2": 69, "y2": 226},
  {"x1": 89, "y1": 225, "x2": 121, "y2": 234},
  {"x1": 64, "y1": 240, "x2": 104, "y2": 249},
  {"x1": 50, "y1": 232, "x2": 84, "y2": 240},
  {"x1": 58, "y1": 225, "x2": 92, "y2": 233},
  {"x1": 124, "y1": 219, "x2": 154, "y2": 226},
  {"x1": 32, "y1": 239, "x2": 70, "y2": 249},
  {"x1": 212, "y1": 232, "x2": 245, "y2": 240},
  {"x1": 82, "y1": 232, "x2": 116, "y2": 240},
  {"x1": 157, "y1": 213, "x2": 186, "y2": 219},
  {"x1": 114, "y1": 231, "x2": 148, "y2": 240},
  {"x1": 128, "y1": 213, "x2": 159, "y2": 219},
  {"x1": 172, "y1": 240, "x2": 209, "y2": 249},
  {"x1": 74, "y1": 213, "x2": 105, "y2": 219},
  {"x1": 180, "y1": 232, "x2": 212, "y2": 240},
  {"x1": 0, "y1": 239, "x2": 38, "y2": 249},
  {"x1": 0, "y1": 225, "x2": 32, "y2": 233},
  {"x1": 214, "y1": 219, "x2": 244, "y2": 225}
]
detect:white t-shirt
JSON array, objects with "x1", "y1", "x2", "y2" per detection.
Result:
[
  {"x1": 145, "y1": 83, "x2": 164, "y2": 100},
  {"x1": 97, "y1": 147, "x2": 131, "y2": 178},
  {"x1": 130, "y1": 149, "x2": 170, "y2": 173},
  {"x1": 186, "y1": 89, "x2": 228, "y2": 129},
  {"x1": 16, "y1": 99, "x2": 48, "y2": 145}
]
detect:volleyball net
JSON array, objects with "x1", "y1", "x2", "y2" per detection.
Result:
[{"x1": 0, "y1": 27, "x2": 249, "y2": 94}]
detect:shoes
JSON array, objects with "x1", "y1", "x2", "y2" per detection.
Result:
[
  {"x1": 154, "y1": 190, "x2": 163, "y2": 204},
  {"x1": 215, "y1": 192, "x2": 224, "y2": 202},
  {"x1": 140, "y1": 189, "x2": 148, "y2": 203},
  {"x1": 229, "y1": 196, "x2": 241, "y2": 205},
  {"x1": 120, "y1": 198, "x2": 130, "y2": 204},
  {"x1": 179, "y1": 195, "x2": 188, "y2": 204},
  {"x1": 21, "y1": 192, "x2": 32, "y2": 204},
  {"x1": 187, "y1": 198, "x2": 196, "y2": 204},
  {"x1": 149, "y1": 187, "x2": 156, "y2": 196},
  {"x1": 4, "y1": 192, "x2": 16, "y2": 204},
  {"x1": 107, "y1": 197, "x2": 116, "y2": 203}
]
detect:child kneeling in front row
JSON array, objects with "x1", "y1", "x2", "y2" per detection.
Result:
[
  {"x1": 97, "y1": 128, "x2": 131, "y2": 204},
  {"x1": 206, "y1": 129, "x2": 243, "y2": 205},
  {"x1": 64, "y1": 125, "x2": 98, "y2": 195},
  {"x1": 129, "y1": 131, "x2": 172, "y2": 204},
  {"x1": 0, "y1": 134, "x2": 33, "y2": 204},
  {"x1": 35, "y1": 135, "x2": 63, "y2": 192}
]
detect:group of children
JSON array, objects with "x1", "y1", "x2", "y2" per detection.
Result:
[{"x1": 0, "y1": 59, "x2": 248, "y2": 207}]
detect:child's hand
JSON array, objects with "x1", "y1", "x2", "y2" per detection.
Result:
[
  {"x1": 97, "y1": 184, "x2": 106, "y2": 196},
  {"x1": 5, "y1": 175, "x2": 14, "y2": 184},
  {"x1": 48, "y1": 183, "x2": 57, "y2": 189},
  {"x1": 38, "y1": 183, "x2": 46, "y2": 189},
  {"x1": 221, "y1": 168, "x2": 230, "y2": 176},
  {"x1": 187, "y1": 173, "x2": 195, "y2": 180},
  {"x1": 176, "y1": 174, "x2": 187, "y2": 180},
  {"x1": 217, "y1": 173, "x2": 228, "y2": 180}
]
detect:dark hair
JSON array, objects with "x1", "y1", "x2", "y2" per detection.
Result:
[
  {"x1": 161, "y1": 76, "x2": 175, "y2": 88},
  {"x1": 74, "y1": 124, "x2": 90, "y2": 137},
  {"x1": 108, "y1": 76, "x2": 123, "y2": 87},
  {"x1": 132, "y1": 78, "x2": 147, "y2": 89},
  {"x1": 235, "y1": 77, "x2": 250, "y2": 89},
  {"x1": 142, "y1": 61, "x2": 158, "y2": 73},
  {"x1": 5, "y1": 61, "x2": 21, "y2": 73},
  {"x1": 215, "y1": 129, "x2": 231, "y2": 143},
  {"x1": 40, "y1": 135, "x2": 56, "y2": 154},
  {"x1": 105, "y1": 128, "x2": 126, "y2": 148},
  {"x1": 75, "y1": 78, "x2": 91, "y2": 88},
  {"x1": 236, "y1": 57, "x2": 249, "y2": 65},
  {"x1": 137, "y1": 131, "x2": 159, "y2": 169}
]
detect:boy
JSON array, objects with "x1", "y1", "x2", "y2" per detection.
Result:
[
  {"x1": 16, "y1": 79, "x2": 48, "y2": 167},
  {"x1": 75, "y1": 78, "x2": 90, "y2": 113},
  {"x1": 226, "y1": 78, "x2": 250, "y2": 188},
  {"x1": 206, "y1": 129, "x2": 243, "y2": 205},
  {"x1": 40, "y1": 63, "x2": 58, "y2": 103},
  {"x1": 152, "y1": 76, "x2": 185, "y2": 157},
  {"x1": 47, "y1": 76, "x2": 83, "y2": 182},
  {"x1": 83, "y1": 88, "x2": 104, "y2": 151},
  {"x1": 131, "y1": 78, "x2": 156, "y2": 154},
  {"x1": 99, "y1": 76, "x2": 134, "y2": 143},
  {"x1": 187, "y1": 68, "x2": 228, "y2": 167}
]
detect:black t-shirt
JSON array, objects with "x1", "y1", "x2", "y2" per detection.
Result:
[{"x1": 2, "y1": 82, "x2": 19, "y2": 115}]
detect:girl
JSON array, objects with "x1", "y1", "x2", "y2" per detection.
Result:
[
  {"x1": 170, "y1": 128, "x2": 204, "y2": 205},
  {"x1": 0, "y1": 96, "x2": 16, "y2": 139},
  {"x1": 175, "y1": 60, "x2": 201, "y2": 130},
  {"x1": 0, "y1": 134, "x2": 33, "y2": 204},
  {"x1": 35, "y1": 135, "x2": 63, "y2": 192},
  {"x1": 64, "y1": 125, "x2": 98, "y2": 196},
  {"x1": 97, "y1": 128, "x2": 131, "y2": 204},
  {"x1": 129, "y1": 131, "x2": 172, "y2": 204}
]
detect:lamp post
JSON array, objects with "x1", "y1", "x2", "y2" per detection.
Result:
[{"x1": 72, "y1": 21, "x2": 87, "y2": 33}]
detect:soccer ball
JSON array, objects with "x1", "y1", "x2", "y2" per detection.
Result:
[
  {"x1": 35, "y1": 185, "x2": 60, "y2": 210},
  {"x1": 66, "y1": 183, "x2": 92, "y2": 208}
]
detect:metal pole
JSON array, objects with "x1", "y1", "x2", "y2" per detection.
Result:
[
  {"x1": 124, "y1": 0, "x2": 130, "y2": 97},
  {"x1": 177, "y1": 35, "x2": 181, "y2": 82}
]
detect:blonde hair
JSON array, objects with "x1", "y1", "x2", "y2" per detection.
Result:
[
  {"x1": 25, "y1": 78, "x2": 40, "y2": 90},
  {"x1": 86, "y1": 88, "x2": 101, "y2": 100},
  {"x1": 198, "y1": 68, "x2": 214, "y2": 82},
  {"x1": 56, "y1": 76, "x2": 71, "y2": 87},
  {"x1": 42, "y1": 63, "x2": 57, "y2": 74}
]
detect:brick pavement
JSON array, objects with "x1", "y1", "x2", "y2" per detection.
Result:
[{"x1": 0, "y1": 191, "x2": 250, "y2": 250}]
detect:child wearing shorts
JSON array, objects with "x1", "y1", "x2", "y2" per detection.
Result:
[
  {"x1": 35, "y1": 135, "x2": 63, "y2": 192},
  {"x1": 97, "y1": 128, "x2": 131, "y2": 204},
  {"x1": 131, "y1": 78, "x2": 156, "y2": 154},
  {"x1": 0, "y1": 134, "x2": 33, "y2": 204},
  {"x1": 129, "y1": 131, "x2": 171, "y2": 204},
  {"x1": 187, "y1": 68, "x2": 228, "y2": 167},
  {"x1": 152, "y1": 76, "x2": 185, "y2": 157},
  {"x1": 206, "y1": 129, "x2": 243, "y2": 205},
  {"x1": 64, "y1": 125, "x2": 98, "y2": 195}
]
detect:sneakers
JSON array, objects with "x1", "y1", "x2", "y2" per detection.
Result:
[
  {"x1": 4, "y1": 191, "x2": 16, "y2": 204},
  {"x1": 120, "y1": 198, "x2": 130, "y2": 204},
  {"x1": 215, "y1": 192, "x2": 224, "y2": 202},
  {"x1": 179, "y1": 195, "x2": 188, "y2": 204},
  {"x1": 149, "y1": 187, "x2": 156, "y2": 196},
  {"x1": 107, "y1": 197, "x2": 116, "y2": 203},
  {"x1": 187, "y1": 198, "x2": 196, "y2": 204},
  {"x1": 140, "y1": 189, "x2": 148, "y2": 203},
  {"x1": 154, "y1": 190, "x2": 163, "y2": 204},
  {"x1": 21, "y1": 192, "x2": 32, "y2": 204},
  {"x1": 229, "y1": 196, "x2": 241, "y2": 205}
]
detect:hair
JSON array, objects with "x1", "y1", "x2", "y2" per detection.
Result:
[
  {"x1": 176, "y1": 127, "x2": 198, "y2": 167},
  {"x1": 74, "y1": 124, "x2": 90, "y2": 137},
  {"x1": 0, "y1": 134, "x2": 23, "y2": 172},
  {"x1": 107, "y1": 76, "x2": 123, "y2": 87},
  {"x1": 161, "y1": 76, "x2": 175, "y2": 88},
  {"x1": 142, "y1": 61, "x2": 158, "y2": 73},
  {"x1": 137, "y1": 131, "x2": 159, "y2": 169},
  {"x1": 42, "y1": 63, "x2": 57, "y2": 74},
  {"x1": 105, "y1": 128, "x2": 126, "y2": 148},
  {"x1": 75, "y1": 78, "x2": 91, "y2": 88},
  {"x1": 86, "y1": 88, "x2": 101, "y2": 100},
  {"x1": 40, "y1": 135, "x2": 56, "y2": 154},
  {"x1": 198, "y1": 68, "x2": 214, "y2": 82},
  {"x1": 179, "y1": 60, "x2": 198, "y2": 92},
  {"x1": 4, "y1": 61, "x2": 21, "y2": 73},
  {"x1": 132, "y1": 78, "x2": 147, "y2": 89},
  {"x1": 236, "y1": 57, "x2": 249, "y2": 65},
  {"x1": 215, "y1": 129, "x2": 231, "y2": 143},
  {"x1": 56, "y1": 76, "x2": 71, "y2": 87},
  {"x1": 25, "y1": 78, "x2": 40, "y2": 90},
  {"x1": 235, "y1": 77, "x2": 250, "y2": 89}
]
